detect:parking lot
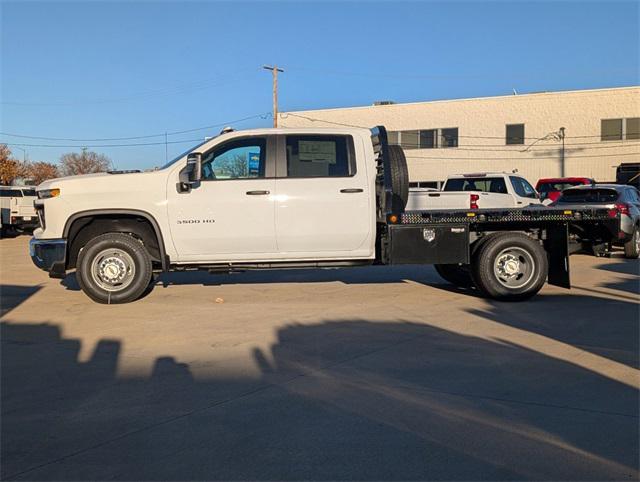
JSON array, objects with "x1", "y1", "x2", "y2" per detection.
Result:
[{"x1": 1, "y1": 234, "x2": 639, "y2": 480}]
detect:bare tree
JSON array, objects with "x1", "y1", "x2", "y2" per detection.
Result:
[
  {"x1": 59, "y1": 149, "x2": 111, "y2": 176},
  {"x1": 24, "y1": 161, "x2": 60, "y2": 185}
]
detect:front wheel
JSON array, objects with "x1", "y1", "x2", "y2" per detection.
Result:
[
  {"x1": 76, "y1": 233, "x2": 153, "y2": 304},
  {"x1": 471, "y1": 233, "x2": 548, "y2": 301},
  {"x1": 624, "y1": 226, "x2": 640, "y2": 259}
]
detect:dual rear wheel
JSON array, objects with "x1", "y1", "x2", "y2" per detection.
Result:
[{"x1": 435, "y1": 233, "x2": 548, "y2": 301}]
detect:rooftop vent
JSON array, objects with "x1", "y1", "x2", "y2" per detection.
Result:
[{"x1": 373, "y1": 100, "x2": 396, "y2": 106}]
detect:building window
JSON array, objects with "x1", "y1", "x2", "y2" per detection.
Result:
[
  {"x1": 419, "y1": 129, "x2": 437, "y2": 148},
  {"x1": 388, "y1": 128, "x2": 458, "y2": 149},
  {"x1": 400, "y1": 130, "x2": 420, "y2": 149},
  {"x1": 626, "y1": 118, "x2": 640, "y2": 140},
  {"x1": 601, "y1": 119, "x2": 623, "y2": 141},
  {"x1": 506, "y1": 124, "x2": 525, "y2": 145},
  {"x1": 440, "y1": 128, "x2": 458, "y2": 148}
]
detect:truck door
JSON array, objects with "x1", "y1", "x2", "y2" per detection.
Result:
[
  {"x1": 273, "y1": 134, "x2": 373, "y2": 258},
  {"x1": 167, "y1": 135, "x2": 277, "y2": 261}
]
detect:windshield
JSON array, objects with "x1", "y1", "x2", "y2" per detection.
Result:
[
  {"x1": 557, "y1": 189, "x2": 619, "y2": 204},
  {"x1": 160, "y1": 138, "x2": 212, "y2": 169}
]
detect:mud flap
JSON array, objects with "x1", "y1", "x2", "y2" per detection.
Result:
[{"x1": 545, "y1": 223, "x2": 570, "y2": 289}]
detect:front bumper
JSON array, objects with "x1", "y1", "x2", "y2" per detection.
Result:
[{"x1": 29, "y1": 238, "x2": 67, "y2": 278}]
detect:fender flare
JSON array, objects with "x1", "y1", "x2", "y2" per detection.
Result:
[{"x1": 63, "y1": 209, "x2": 169, "y2": 271}]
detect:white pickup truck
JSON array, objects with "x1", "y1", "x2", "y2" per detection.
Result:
[
  {"x1": 30, "y1": 126, "x2": 619, "y2": 304},
  {"x1": 406, "y1": 173, "x2": 542, "y2": 211},
  {"x1": 1, "y1": 185, "x2": 38, "y2": 236}
]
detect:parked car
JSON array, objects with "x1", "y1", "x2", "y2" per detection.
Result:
[
  {"x1": 535, "y1": 177, "x2": 595, "y2": 203},
  {"x1": 0, "y1": 186, "x2": 38, "y2": 236},
  {"x1": 406, "y1": 172, "x2": 542, "y2": 210},
  {"x1": 554, "y1": 184, "x2": 640, "y2": 258},
  {"x1": 616, "y1": 163, "x2": 640, "y2": 189}
]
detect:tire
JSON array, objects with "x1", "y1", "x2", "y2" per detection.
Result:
[
  {"x1": 624, "y1": 226, "x2": 640, "y2": 259},
  {"x1": 471, "y1": 232, "x2": 548, "y2": 301},
  {"x1": 387, "y1": 145, "x2": 409, "y2": 211},
  {"x1": 76, "y1": 233, "x2": 153, "y2": 304},
  {"x1": 434, "y1": 264, "x2": 474, "y2": 288}
]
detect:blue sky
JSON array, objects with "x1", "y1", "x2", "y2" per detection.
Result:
[{"x1": 1, "y1": 0, "x2": 638, "y2": 170}]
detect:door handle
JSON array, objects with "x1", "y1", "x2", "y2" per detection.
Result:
[
  {"x1": 246, "y1": 190, "x2": 270, "y2": 195},
  {"x1": 340, "y1": 188, "x2": 364, "y2": 193}
]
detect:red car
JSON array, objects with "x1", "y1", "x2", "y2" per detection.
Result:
[{"x1": 535, "y1": 177, "x2": 595, "y2": 202}]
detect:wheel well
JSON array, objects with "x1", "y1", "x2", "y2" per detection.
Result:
[{"x1": 66, "y1": 214, "x2": 163, "y2": 269}]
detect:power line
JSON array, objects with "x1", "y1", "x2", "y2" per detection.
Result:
[
  {"x1": 406, "y1": 152, "x2": 638, "y2": 161},
  {"x1": 0, "y1": 113, "x2": 271, "y2": 143},
  {"x1": 280, "y1": 113, "x2": 625, "y2": 140}
]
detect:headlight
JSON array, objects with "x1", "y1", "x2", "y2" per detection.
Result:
[{"x1": 38, "y1": 188, "x2": 60, "y2": 199}]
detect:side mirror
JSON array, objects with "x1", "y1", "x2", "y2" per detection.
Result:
[
  {"x1": 178, "y1": 152, "x2": 202, "y2": 192},
  {"x1": 186, "y1": 152, "x2": 202, "y2": 183}
]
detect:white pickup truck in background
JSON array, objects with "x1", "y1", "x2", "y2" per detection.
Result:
[
  {"x1": 406, "y1": 172, "x2": 542, "y2": 211},
  {"x1": 0, "y1": 186, "x2": 38, "y2": 236}
]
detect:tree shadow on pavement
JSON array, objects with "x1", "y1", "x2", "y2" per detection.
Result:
[
  {"x1": 0, "y1": 285, "x2": 42, "y2": 317},
  {"x1": 2, "y1": 309, "x2": 638, "y2": 481}
]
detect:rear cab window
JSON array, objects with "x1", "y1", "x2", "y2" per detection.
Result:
[
  {"x1": 284, "y1": 135, "x2": 355, "y2": 178},
  {"x1": 443, "y1": 177, "x2": 508, "y2": 194},
  {"x1": 557, "y1": 189, "x2": 619, "y2": 203},
  {"x1": 0, "y1": 188, "x2": 22, "y2": 197}
]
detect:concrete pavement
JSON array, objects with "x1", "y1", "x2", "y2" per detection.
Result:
[{"x1": 1, "y1": 234, "x2": 639, "y2": 480}]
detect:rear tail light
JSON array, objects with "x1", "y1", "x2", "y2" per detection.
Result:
[
  {"x1": 608, "y1": 203, "x2": 630, "y2": 218},
  {"x1": 616, "y1": 203, "x2": 630, "y2": 215},
  {"x1": 470, "y1": 194, "x2": 479, "y2": 210}
]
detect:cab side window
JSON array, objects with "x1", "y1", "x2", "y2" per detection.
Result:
[
  {"x1": 201, "y1": 138, "x2": 266, "y2": 181},
  {"x1": 285, "y1": 135, "x2": 355, "y2": 178},
  {"x1": 510, "y1": 176, "x2": 538, "y2": 199}
]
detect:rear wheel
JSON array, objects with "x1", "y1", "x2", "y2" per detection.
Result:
[
  {"x1": 434, "y1": 264, "x2": 474, "y2": 288},
  {"x1": 387, "y1": 145, "x2": 409, "y2": 211},
  {"x1": 76, "y1": 233, "x2": 153, "y2": 304},
  {"x1": 471, "y1": 233, "x2": 548, "y2": 301},
  {"x1": 624, "y1": 226, "x2": 640, "y2": 259}
]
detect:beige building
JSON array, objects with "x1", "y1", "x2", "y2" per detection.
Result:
[{"x1": 280, "y1": 86, "x2": 640, "y2": 187}]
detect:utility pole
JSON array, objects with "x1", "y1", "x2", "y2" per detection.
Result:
[
  {"x1": 14, "y1": 146, "x2": 27, "y2": 162},
  {"x1": 263, "y1": 65, "x2": 284, "y2": 127},
  {"x1": 559, "y1": 127, "x2": 566, "y2": 177}
]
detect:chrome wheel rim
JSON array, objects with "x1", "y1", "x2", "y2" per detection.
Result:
[
  {"x1": 635, "y1": 229, "x2": 639, "y2": 252},
  {"x1": 493, "y1": 247, "x2": 535, "y2": 289},
  {"x1": 90, "y1": 248, "x2": 136, "y2": 292}
]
